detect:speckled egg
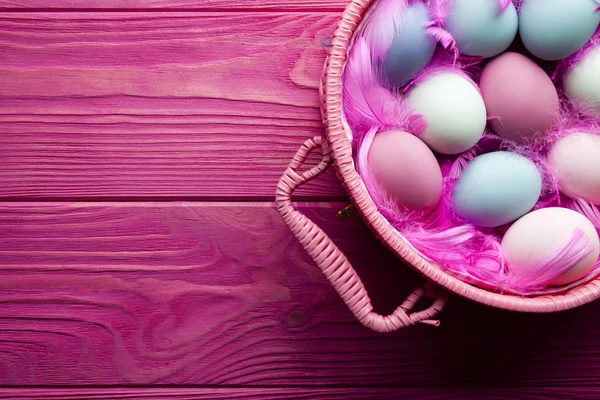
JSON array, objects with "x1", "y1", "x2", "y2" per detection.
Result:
[
  {"x1": 519, "y1": 0, "x2": 600, "y2": 61},
  {"x1": 382, "y1": 3, "x2": 437, "y2": 87},
  {"x1": 407, "y1": 71, "x2": 487, "y2": 155},
  {"x1": 549, "y1": 132, "x2": 600, "y2": 205},
  {"x1": 453, "y1": 151, "x2": 542, "y2": 228},
  {"x1": 446, "y1": 0, "x2": 518, "y2": 58},
  {"x1": 564, "y1": 45, "x2": 600, "y2": 116},
  {"x1": 502, "y1": 207, "x2": 600, "y2": 286},
  {"x1": 480, "y1": 52, "x2": 559, "y2": 143},
  {"x1": 368, "y1": 130, "x2": 443, "y2": 210}
]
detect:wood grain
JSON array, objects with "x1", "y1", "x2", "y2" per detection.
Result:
[
  {"x1": 3, "y1": 202, "x2": 600, "y2": 386},
  {"x1": 2, "y1": 387, "x2": 600, "y2": 399},
  {"x1": 0, "y1": 0, "x2": 347, "y2": 11},
  {"x1": 0, "y1": 12, "x2": 345, "y2": 200}
]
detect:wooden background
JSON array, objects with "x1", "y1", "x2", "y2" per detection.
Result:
[{"x1": 1, "y1": 2, "x2": 600, "y2": 399}]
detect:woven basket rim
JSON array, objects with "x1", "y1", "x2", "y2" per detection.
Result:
[{"x1": 321, "y1": 0, "x2": 600, "y2": 312}]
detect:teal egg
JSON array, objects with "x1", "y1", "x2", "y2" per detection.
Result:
[
  {"x1": 519, "y1": 0, "x2": 600, "y2": 61},
  {"x1": 452, "y1": 152, "x2": 542, "y2": 228},
  {"x1": 383, "y1": 3, "x2": 437, "y2": 87},
  {"x1": 446, "y1": 0, "x2": 518, "y2": 58}
]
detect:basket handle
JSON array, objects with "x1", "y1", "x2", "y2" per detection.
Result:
[{"x1": 276, "y1": 136, "x2": 447, "y2": 333}]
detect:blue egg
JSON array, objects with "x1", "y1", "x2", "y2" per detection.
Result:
[
  {"x1": 452, "y1": 152, "x2": 542, "y2": 228},
  {"x1": 383, "y1": 3, "x2": 437, "y2": 87},
  {"x1": 519, "y1": 0, "x2": 600, "y2": 61},
  {"x1": 446, "y1": 0, "x2": 518, "y2": 58}
]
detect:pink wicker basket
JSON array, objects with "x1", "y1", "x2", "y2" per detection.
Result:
[{"x1": 276, "y1": 0, "x2": 600, "y2": 333}]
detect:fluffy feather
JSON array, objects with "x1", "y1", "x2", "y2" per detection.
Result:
[
  {"x1": 427, "y1": 0, "x2": 512, "y2": 25},
  {"x1": 500, "y1": 0, "x2": 511, "y2": 12},
  {"x1": 568, "y1": 198, "x2": 600, "y2": 229},
  {"x1": 423, "y1": 0, "x2": 458, "y2": 57},
  {"x1": 425, "y1": 26, "x2": 457, "y2": 53},
  {"x1": 361, "y1": 0, "x2": 411, "y2": 62},
  {"x1": 406, "y1": 226, "x2": 507, "y2": 285},
  {"x1": 342, "y1": 37, "x2": 398, "y2": 133},
  {"x1": 426, "y1": 0, "x2": 453, "y2": 24},
  {"x1": 405, "y1": 114, "x2": 425, "y2": 137},
  {"x1": 343, "y1": 36, "x2": 421, "y2": 139},
  {"x1": 448, "y1": 147, "x2": 477, "y2": 180}
]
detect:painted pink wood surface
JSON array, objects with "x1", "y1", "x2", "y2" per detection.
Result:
[
  {"x1": 0, "y1": 0, "x2": 347, "y2": 10},
  {"x1": 3, "y1": 203, "x2": 600, "y2": 386},
  {"x1": 2, "y1": 388, "x2": 600, "y2": 399},
  {"x1": 2, "y1": 2, "x2": 600, "y2": 393},
  {"x1": 0, "y1": 12, "x2": 344, "y2": 200}
]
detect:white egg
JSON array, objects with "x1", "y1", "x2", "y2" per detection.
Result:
[
  {"x1": 564, "y1": 45, "x2": 600, "y2": 116},
  {"x1": 549, "y1": 132, "x2": 600, "y2": 205},
  {"x1": 502, "y1": 207, "x2": 600, "y2": 286},
  {"x1": 407, "y1": 72, "x2": 487, "y2": 155}
]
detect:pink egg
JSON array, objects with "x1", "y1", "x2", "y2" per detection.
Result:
[
  {"x1": 368, "y1": 130, "x2": 442, "y2": 210},
  {"x1": 480, "y1": 52, "x2": 559, "y2": 143},
  {"x1": 549, "y1": 132, "x2": 600, "y2": 204}
]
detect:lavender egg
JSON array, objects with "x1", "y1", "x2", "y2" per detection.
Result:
[
  {"x1": 445, "y1": 0, "x2": 518, "y2": 58},
  {"x1": 519, "y1": 0, "x2": 600, "y2": 61},
  {"x1": 383, "y1": 3, "x2": 437, "y2": 87}
]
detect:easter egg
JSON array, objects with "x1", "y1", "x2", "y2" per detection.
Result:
[
  {"x1": 549, "y1": 132, "x2": 600, "y2": 205},
  {"x1": 564, "y1": 45, "x2": 600, "y2": 116},
  {"x1": 368, "y1": 130, "x2": 443, "y2": 210},
  {"x1": 502, "y1": 208, "x2": 600, "y2": 286},
  {"x1": 480, "y1": 52, "x2": 559, "y2": 143},
  {"x1": 445, "y1": 0, "x2": 518, "y2": 58},
  {"x1": 453, "y1": 151, "x2": 542, "y2": 227},
  {"x1": 382, "y1": 3, "x2": 437, "y2": 87},
  {"x1": 519, "y1": 0, "x2": 600, "y2": 61},
  {"x1": 407, "y1": 71, "x2": 486, "y2": 155}
]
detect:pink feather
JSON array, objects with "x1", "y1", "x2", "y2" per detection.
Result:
[
  {"x1": 343, "y1": 36, "x2": 421, "y2": 137},
  {"x1": 361, "y1": 0, "x2": 411, "y2": 62},
  {"x1": 449, "y1": 147, "x2": 477, "y2": 180},
  {"x1": 424, "y1": 0, "x2": 459, "y2": 55},
  {"x1": 499, "y1": 0, "x2": 511, "y2": 12},
  {"x1": 426, "y1": 0, "x2": 453, "y2": 23},
  {"x1": 511, "y1": 0, "x2": 523, "y2": 10},
  {"x1": 407, "y1": 114, "x2": 427, "y2": 137},
  {"x1": 342, "y1": 37, "x2": 398, "y2": 131},
  {"x1": 425, "y1": 26, "x2": 456, "y2": 51},
  {"x1": 406, "y1": 226, "x2": 507, "y2": 284},
  {"x1": 567, "y1": 198, "x2": 600, "y2": 229}
]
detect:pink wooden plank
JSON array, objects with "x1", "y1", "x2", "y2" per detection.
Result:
[
  {"x1": 0, "y1": 0, "x2": 346, "y2": 10},
  {"x1": 1, "y1": 387, "x2": 600, "y2": 399},
  {"x1": 0, "y1": 12, "x2": 344, "y2": 200},
  {"x1": 2, "y1": 202, "x2": 600, "y2": 386}
]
